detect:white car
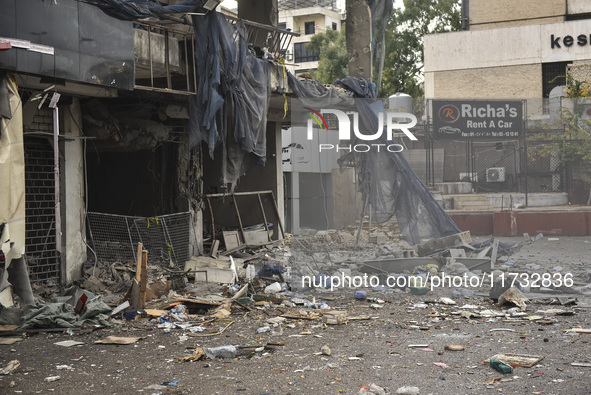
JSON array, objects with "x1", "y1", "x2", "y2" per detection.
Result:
[{"x1": 438, "y1": 126, "x2": 462, "y2": 135}]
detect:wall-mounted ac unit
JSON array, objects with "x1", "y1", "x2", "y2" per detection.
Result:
[
  {"x1": 486, "y1": 167, "x2": 506, "y2": 182},
  {"x1": 459, "y1": 172, "x2": 478, "y2": 182}
]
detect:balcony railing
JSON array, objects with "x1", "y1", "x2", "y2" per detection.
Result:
[
  {"x1": 224, "y1": 15, "x2": 299, "y2": 59},
  {"x1": 133, "y1": 14, "x2": 299, "y2": 95},
  {"x1": 279, "y1": 0, "x2": 341, "y2": 13}
]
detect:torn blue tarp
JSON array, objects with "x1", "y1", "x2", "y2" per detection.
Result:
[
  {"x1": 79, "y1": 0, "x2": 208, "y2": 20},
  {"x1": 189, "y1": 12, "x2": 271, "y2": 189},
  {"x1": 336, "y1": 76, "x2": 460, "y2": 244},
  {"x1": 84, "y1": 2, "x2": 272, "y2": 190},
  {"x1": 289, "y1": 75, "x2": 460, "y2": 245}
]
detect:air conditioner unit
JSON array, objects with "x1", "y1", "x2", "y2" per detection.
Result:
[
  {"x1": 286, "y1": 51, "x2": 293, "y2": 61},
  {"x1": 459, "y1": 172, "x2": 478, "y2": 182},
  {"x1": 486, "y1": 167, "x2": 506, "y2": 183}
]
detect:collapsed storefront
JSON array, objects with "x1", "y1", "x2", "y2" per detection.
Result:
[{"x1": 0, "y1": 0, "x2": 458, "y2": 312}]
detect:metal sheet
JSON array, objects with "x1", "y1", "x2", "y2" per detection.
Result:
[
  {"x1": 0, "y1": 0, "x2": 134, "y2": 90},
  {"x1": 0, "y1": 0, "x2": 17, "y2": 70},
  {"x1": 78, "y1": 2, "x2": 134, "y2": 90},
  {"x1": 15, "y1": 0, "x2": 79, "y2": 80}
]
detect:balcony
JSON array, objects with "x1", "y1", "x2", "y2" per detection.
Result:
[{"x1": 133, "y1": 14, "x2": 299, "y2": 95}]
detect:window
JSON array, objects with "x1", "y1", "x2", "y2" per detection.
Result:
[
  {"x1": 332, "y1": 22, "x2": 337, "y2": 31},
  {"x1": 304, "y1": 21, "x2": 315, "y2": 35},
  {"x1": 278, "y1": 22, "x2": 287, "y2": 30},
  {"x1": 542, "y1": 61, "x2": 571, "y2": 113},
  {"x1": 294, "y1": 42, "x2": 319, "y2": 63}
]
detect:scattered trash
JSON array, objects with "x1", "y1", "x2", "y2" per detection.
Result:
[
  {"x1": 358, "y1": 383, "x2": 386, "y2": 395},
  {"x1": 488, "y1": 353, "x2": 543, "y2": 368},
  {"x1": 444, "y1": 344, "x2": 464, "y2": 351},
  {"x1": 44, "y1": 375, "x2": 61, "y2": 382},
  {"x1": 203, "y1": 345, "x2": 237, "y2": 359},
  {"x1": 564, "y1": 328, "x2": 591, "y2": 334},
  {"x1": 0, "y1": 360, "x2": 20, "y2": 375},
  {"x1": 433, "y1": 362, "x2": 448, "y2": 368},
  {"x1": 322, "y1": 311, "x2": 349, "y2": 325},
  {"x1": 489, "y1": 358, "x2": 512, "y2": 374},
  {"x1": 178, "y1": 348, "x2": 206, "y2": 362},
  {"x1": 410, "y1": 286, "x2": 430, "y2": 295},
  {"x1": 439, "y1": 297, "x2": 456, "y2": 305},
  {"x1": 396, "y1": 386, "x2": 420, "y2": 395},
  {"x1": 355, "y1": 290, "x2": 368, "y2": 299},
  {"x1": 95, "y1": 336, "x2": 144, "y2": 345},
  {"x1": 321, "y1": 345, "x2": 331, "y2": 356},
  {"x1": 54, "y1": 340, "x2": 84, "y2": 347},
  {"x1": 264, "y1": 282, "x2": 282, "y2": 294},
  {"x1": 498, "y1": 286, "x2": 527, "y2": 311}
]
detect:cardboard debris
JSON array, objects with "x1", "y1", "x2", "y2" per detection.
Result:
[
  {"x1": 487, "y1": 353, "x2": 543, "y2": 368},
  {"x1": 0, "y1": 337, "x2": 23, "y2": 345},
  {"x1": 178, "y1": 347, "x2": 206, "y2": 362},
  {"x1": 144, "y1": 309, "x2": 168, "y2": 318},
  {"x1": 0, "y1": 325, "x2": 19, "y2": 332},
  {"x1": 498, "y1": 286, "x2": 527, "y2": 311},
  {"x1": 95, "y1": 336, "x2": 144, "y2": 345}
]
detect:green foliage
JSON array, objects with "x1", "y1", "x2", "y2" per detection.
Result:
[
  {"x1": 306, "y1": 27, "x2": 350, "y2": 85},
  {"x1": 529, "y1": 74, "x2": 591, "y2": 168},
  {"x1": 379, "y1": 0, "x2": 461, "y2": 98}
]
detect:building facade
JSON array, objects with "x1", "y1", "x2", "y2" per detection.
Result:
[
  {"x1": 425, "y1": 0, "x2": 591, "y2": 105},
  {"x1": 278, "y1": 0, "x2": 343, "y2": 75},
  {"x1": 0, "y1": 0, "x2": 295, "y2": 297},
  {"x1": 420, "y1": 0, "x2": 591, "y2": 205}
]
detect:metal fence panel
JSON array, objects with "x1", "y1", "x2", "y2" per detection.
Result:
[{"x1": 87, "y1": 212, "x2": 191, "y2": 266}]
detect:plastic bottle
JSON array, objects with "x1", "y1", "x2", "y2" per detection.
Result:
[{"x1": 204, "y1": 345, "x2": 237, "y2": 359}]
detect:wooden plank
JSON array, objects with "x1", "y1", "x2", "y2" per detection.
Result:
[
  {"x1": 135, "y1": 242, "x2": 143, "y2": 271},
  {"x1": 232, "y1": 195, "x2": 246, "y2": 244},
  {"x1": 135, "y1": 243, "x2": 143, "y2": 282},
  {"x1": 257, "y1": 193, "x2": 271, "y2": 242},
  {"x1": 139, "y1": 250, "x2": 148, "y2": 308}
]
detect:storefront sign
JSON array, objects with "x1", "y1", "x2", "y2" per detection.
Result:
[{"x1": 432, "y1": 100, "x2": 523, "y2": 140}]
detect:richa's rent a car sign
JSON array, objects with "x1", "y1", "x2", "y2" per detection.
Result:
[{"x1": 432, "y1": 100, "x2": 523, "y2": 141}]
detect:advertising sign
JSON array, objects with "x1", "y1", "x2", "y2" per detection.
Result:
[{"x1": 432, "y1": 100, "x2": 523, "y2": 140}]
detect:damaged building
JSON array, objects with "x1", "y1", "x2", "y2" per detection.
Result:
[
  {"x1": 1, "y1": 0, "x2": 460, "y2": 310},
  {"x1": 0, "y1": 0, "x2": 303, "y2": 304}
]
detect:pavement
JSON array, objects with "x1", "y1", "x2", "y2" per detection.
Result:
[{"x1": 0, "y1": 235, "x2": 590, "y2": 394}]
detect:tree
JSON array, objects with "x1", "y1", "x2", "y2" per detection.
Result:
[
  {"x1": 379, "y1": 0, "x2": 461, "y2": 98},
  {"x1": 306, "y1": 26, "x2": 350, "y2": 85},
  {"x1": 529, "y1": 74, "x2": 591, "y2": 169}
]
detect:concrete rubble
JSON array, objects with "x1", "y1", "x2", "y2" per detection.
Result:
[{"x1": 0, "y1": 227, "x2": 590, "y2": 393}]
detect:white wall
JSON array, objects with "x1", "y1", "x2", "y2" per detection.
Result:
[
  {"x1": 568, "y1": 0, "x2": 591, "y2": 15},
  {"x1": 282, "y1": 126, "x2": 341, "y2": 174},
  {"x1": 425, "y1": 19, "x2": 591, "y2": 73}
]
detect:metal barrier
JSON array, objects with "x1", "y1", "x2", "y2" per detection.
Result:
[{"x1": 87, "y1": 211, "x2": 192, "y2": 267}]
